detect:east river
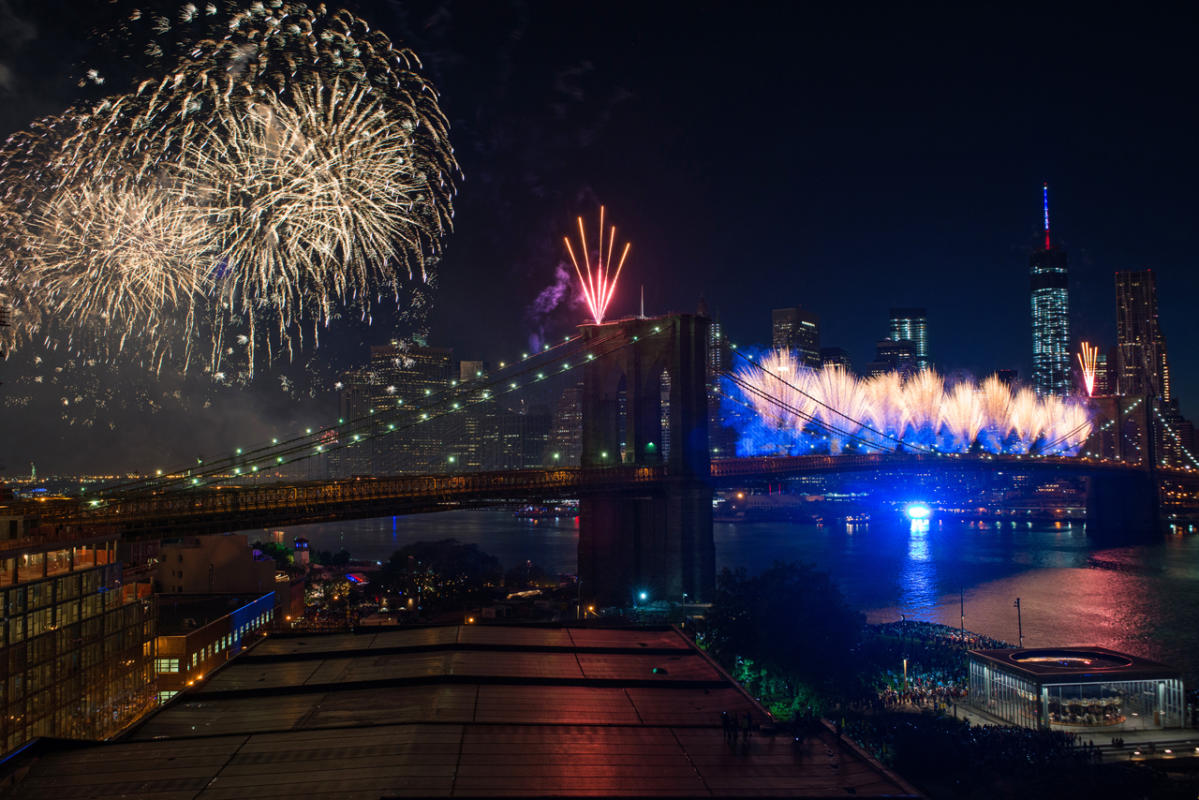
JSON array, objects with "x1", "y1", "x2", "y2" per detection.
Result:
[{"x1": 274, "y1": 511, "x2": 1199, "y2": 681}]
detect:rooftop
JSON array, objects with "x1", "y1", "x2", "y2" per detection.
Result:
[
  {"x1": 969, "y1": 646, "x2": 1181, "y2": 683},
  {"x1": 157, "y1": 594, "x2": 273, "y2": 636},
  {"x1": 7, "y1": 624, "x2": 918, "y2": 798}
]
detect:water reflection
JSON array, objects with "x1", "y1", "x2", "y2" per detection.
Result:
[{"x1": 266, "y1": 510, "x2": 1199, "y2": 682}]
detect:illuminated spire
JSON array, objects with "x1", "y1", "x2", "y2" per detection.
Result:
[{"x1": 1042, "y1": 182, "x2": 1051, "y2": 250}]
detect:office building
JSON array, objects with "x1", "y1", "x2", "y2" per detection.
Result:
[
  {"x1": 0, "y1": 531, "x2": 157, "y2": 754},
  {"x1": 1115, "y1": 270, "x2": 1171, "y2": 400},
  {"x1": 771, "y1": 307, "x2": 820, "y2": 367},
  {"x1": 888, "y1": 308, "x2": 929, "y2": 370},
  {"x1": 482, "y1": 403, "x2": 553, "y2": 470},
  {"x1": 1030, "y1": 183, "x2": 1070, "y2": 396},
  {"x1": 1093, "y1": 351, "x2": 1113, "y2": 396},
  {"x1": 865, "y1": 338, "x2": 916, "y2": 377},
  {"x1": 546, "y1": 385, "x2": 584, "y2": 465},
  {"x1": 335, "y1": 343, "x2": 455, "y2": 474},
  {"x1": 819, "y1": 347, "x2": 853, "y2": 371}
]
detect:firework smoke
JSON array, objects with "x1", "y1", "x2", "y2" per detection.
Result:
[{"x1": 725, "y1": 348, "x2": 1093, "y2": 456}]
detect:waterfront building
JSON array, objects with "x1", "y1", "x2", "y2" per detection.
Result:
[
  {"x1": 3, "y1": 624, "x2": 916, "y2": 797},
  {"x1": 1115, "y1": 269, "x2": 1171, "y2": 400},
  {"x1": 968, "y1": 646, "x2": 1183, "y2": 730},
  {"x1": 154, "y1": 593, "x2": 276, "y2": 704},
  {"x1": 157, "y1": 533, "x2": 277, "y2": 595},
  {"x1": 771, "y1": 306, "x2": 820, "y2": 367},
  {"x1": 0, "y1": 530, "x2": 157, "y2": 754},
  {"x1": 1030, "y1": 183, "x2": 1070, "y2": 396},
  {"x1": 888, "y1": 308, "x2": 929, "y2": 370}
]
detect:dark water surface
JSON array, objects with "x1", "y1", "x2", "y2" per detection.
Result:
[{"x1": 273, "y1": 512, "x2": 1199, "y2": 680}]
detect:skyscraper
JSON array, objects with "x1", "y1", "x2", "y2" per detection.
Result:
[
  {"x1": 771, "y1": 306, "x2": 820, "y2": 367},
  {"x1": 865, "y1": 338, "x2": 917, "y2": 377},
  {"x1": 1115, "y1": 269, "x2": 1171, "y2": 400},
  {"x1": 1030, "y1": 183, "x2": 1070, "y2": 396},
  {"x1": 819, "y1": 347, "x2": 853, "y2": 370},
  {"x1": 888, "y1": 308, "x2": 929, "y2": 370},
  {"x1": 334, "y1": 343, "x2": 454, "y2": 474}
]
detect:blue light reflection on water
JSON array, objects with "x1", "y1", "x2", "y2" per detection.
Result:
[{"x1": 272, "y1": 510, "x2": 1199, "y2": 681}]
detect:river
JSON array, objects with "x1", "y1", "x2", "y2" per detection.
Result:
[{"x1": 269, "y1": 511, "x2": 1199, "y2": 681}]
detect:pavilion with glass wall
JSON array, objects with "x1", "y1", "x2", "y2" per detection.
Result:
[{"x1": 968, "y1": 647, "x2": 1184, "y2": 731}]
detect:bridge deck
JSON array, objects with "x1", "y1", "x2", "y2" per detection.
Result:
[{"x1": 2, "y1": 454, "x2": 1191, "y2": 541}]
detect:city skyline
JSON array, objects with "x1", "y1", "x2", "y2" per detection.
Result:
[{"x1": 0, "y1": 1, "x2": 1196, "y2": 471}]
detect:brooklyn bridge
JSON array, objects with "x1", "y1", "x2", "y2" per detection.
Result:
[{"x1": 10, "y1": 314, "x2": 1199, "y2": 605}]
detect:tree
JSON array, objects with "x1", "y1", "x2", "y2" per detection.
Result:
[
  {"x1": 251, "y1": 540, "x2": 291, "y2": 569},
  {"x1": 707, "y1": 561, "x2": 864, "y2": 686}
]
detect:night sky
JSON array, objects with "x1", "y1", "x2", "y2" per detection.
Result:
[{"x1": 1, "y1": 1, "x2": 1196, "y2": 472}]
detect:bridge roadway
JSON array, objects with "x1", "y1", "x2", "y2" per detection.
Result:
[{"x1": 13, "y1": 453, "x2": 1193, "y2": 540}]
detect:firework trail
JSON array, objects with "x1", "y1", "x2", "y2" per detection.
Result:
[
  {"x1": 811, "y1": 365, "x2": 871, "y2": 453},
  {"x1": 943, "y1": 382, "x2": 985, "y2": 451},
  {"x1": 563, "y1": 206, "x2": 631, "y2": 324},
  {"x1": 0, "y1": 2, "x2": 458, "y2": 376},
  {"x1": 1078, "y1": 341, "x2": 1098, "y2": 397},
  {"x1": 724, "y1": 348, "x2": 1093, "y2": 456},
  {"x1": 901, "y1": 369, "x2": 945, "y2": 444}
]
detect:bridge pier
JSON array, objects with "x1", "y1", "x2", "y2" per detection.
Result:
[
  {"x1": 578, "y1": 314, "x2": 714, "y2": 606},
  {"x1": 1086, "y1": 471, "x2": 1161, "y2": 542}
]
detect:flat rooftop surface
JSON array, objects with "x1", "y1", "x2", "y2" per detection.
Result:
[
  {"x1": 157, "y1": 594, "x2": 269, "y2": 636},
  {"x1": 9, "y1": 624, "x2": 919, "y2": 799},
  {"x1": 969, "y1": 646, "x2": 1181, "y2": 683}
]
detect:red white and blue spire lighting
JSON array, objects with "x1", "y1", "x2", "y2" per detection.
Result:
[{"x1": 1042, "y1": 181, "x2": 1051, "y2": 249}]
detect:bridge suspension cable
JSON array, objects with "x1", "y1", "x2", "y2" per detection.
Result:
[
  {"x1": 87, "y1": 327, "x2": 647, "y2": 502},
  {"x1": 723, "y1": 349, "x2": 942, "y2": 456}
]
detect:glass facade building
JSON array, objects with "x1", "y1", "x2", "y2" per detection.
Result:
[
  {"x1": 968, "y1": 647, "x2": 1184, "y2": 731},
  {"x1": 0, "y1": 532, "x2": 157, "y2": 754},
  {"x1": 888, "y1": 308, "x2": 929, "y2": 370},
  {"x1": 771, "y1": 307, "x2": 820, "y2": 368},
  {"x1": 1030, "y1": 246, "x2": 1070, "y2": 396}
]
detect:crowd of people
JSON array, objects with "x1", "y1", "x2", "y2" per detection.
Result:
[{"x1": 861, "y1": 620, "x2": 1011, "y2": 710}]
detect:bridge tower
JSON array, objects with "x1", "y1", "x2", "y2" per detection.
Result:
[
  {"x1": 578, "y1": 313, "x2": 715, "y2": 605},
  {"x1": 1085, "y1": 395, "x2": 1161, "y2": 540}
]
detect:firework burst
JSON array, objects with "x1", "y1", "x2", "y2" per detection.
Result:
[
  {"x1": 174, "y1": 80, "x2": 443, "y2": 371},
  {"x1": 29, "y1": 181, "x2": 208, "y2": 336},
  {"x1": 0, "y1": 2, "x2": 457, "y2": 376},
  {"x1": 725, "y1": 348, "x2": 1093, "y2": 456},
  {"x1": 563, "y1": 206, "x2": 631, "y2": 325}
]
